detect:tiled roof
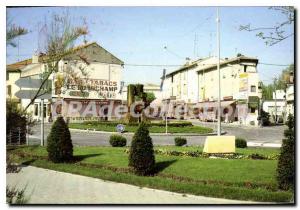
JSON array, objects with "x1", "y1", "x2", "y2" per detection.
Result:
[
  {"x1": 165, "y1": 56, "x2": 258, "y2": 78},
  {"x1": 7, "y1": 42, "x2": 123, "y2": 72},
  {"x1": 7, "y1": 58, "x2": 33, "y2": 72},
  {"x1": 196, "y1": 56, "x2": 258, "y2": 72}
]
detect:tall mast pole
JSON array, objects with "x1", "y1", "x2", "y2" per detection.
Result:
[{"x1": 217, "y1": 7, "x2": 221, "y2": 136}]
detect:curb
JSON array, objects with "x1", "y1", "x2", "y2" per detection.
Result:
[
  {"x1": 247, "y1": 142, "x2": 281, "y2": 148},
  {"x1": 69, "y1": 128, "x2": 226, "y2": 136}
]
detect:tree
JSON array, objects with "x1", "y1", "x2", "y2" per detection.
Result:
[
  {"x1": 47, "y1": 116, "x2": 73, "y2": 163},
  {"x1": 261, "y1": 64, "x2": 294, "y2": 100},
  {"x1": 260, "y1": 110, "x2": 271, "y2": 126},
  {"x1": 129, "y1": 122, "x2": 155, "y2": 175},
  {"x1": 261, "y1": 83, "x2": 273, "y2": 100},
  {"x1": 6, "y1": 17, "x2": 28, "y2": 47},
  {"x1": 275, "y1": 64, "x2": 294, "y2": 91},
  {"x1": 125, "y1": 84, "x2": 154, "y2": 123},
  {"x1": 23, "y1": 13, "x2": 89, "y2": 111},
  {"x1": 145, "y1": 92, "x2": 156, "y2": 105},
  {"x1": 277, "y1": 114, "x2": 294, "y2": 190},
  {"x1": 239, "y1": 7, "x2": 294, "y2": 46}
]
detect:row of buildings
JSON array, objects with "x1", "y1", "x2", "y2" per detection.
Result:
[
  {"x1": 162, "y1": 56, "x2": 262, "y2": 126},
  {"x1": 6, "y1": 42, "x2": 163, "y2": 123},
  {"x1": 262, "y1": 83, "x2": 294, "y2": 124},
  {"x1": 6, "y1": 41, "x2": 294, "y2": 126}
]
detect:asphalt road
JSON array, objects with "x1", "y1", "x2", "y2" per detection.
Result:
[{"x1": 28, "y1": 120, "x2": 285, "y2": 146}]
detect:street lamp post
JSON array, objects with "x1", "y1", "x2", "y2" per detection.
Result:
[{"x1": 216, "y1": 8, "x2": 221, "y2": 136}]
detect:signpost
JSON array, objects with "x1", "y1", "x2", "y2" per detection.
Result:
[
  {"x1": 15, "y1": 89, "x2": 52, "y2": 99},
  {"x1": 15, "y1": 78, "x2": 52, "y2": 146},
  {"x1": 116, "y1": 124, "x2": 125, "y2": 133}
]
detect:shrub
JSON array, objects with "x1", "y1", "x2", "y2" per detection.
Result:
[
  {"x1": 6, "y1": 101, "x2": 35, "y2": 145},
  {"x1": 174, "y1": 137, "x2": 187, "y2": 146},
  {"x1": 277, "y1": 114, "x2": 294, "y2": 190},
  {"x1": 258, "y1": 110, "x2": 271, "y2": 126},
  {"x1": 6, "y1": 186, "x2": 27, "y2": 204},
  {"x1": 235, "y1": 138, "x2": 247, "y2": 148},
  {"x1": 47, "y1": 117, "x2": 73, "y2": 163},
  {"x1": 109, "y1": 135, "x2": 127, "y2": 147},
  {"x1": 248, "y1": 153, "x2": 266, "y2": 160},
  {"x1": 129, "y1": 122, "x2": 155, "y2": 175}
]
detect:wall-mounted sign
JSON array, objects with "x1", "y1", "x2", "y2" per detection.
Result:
[
  {"x1": 223, "y1": 96, "x2": 233, "y2": 101},
  {"x1": 239, "y1": 73, "x2": 248, "y2": 99},
  {"x1": 69, "y1": 91, "x2": 89, "y2": 97},
  {"x1": 55, "y1": 75, "x2": 119, "y2": 99},
  {"x1": 66, "y1": 78, "x2": 118, "y2": 92},
  {"x1": 239, "y1": 73, "x2": 248, "y2": 92}
]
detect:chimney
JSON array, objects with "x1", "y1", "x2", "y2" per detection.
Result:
[
  {"x1": 32, "y1": 54, "x2": 39, "y2": 64},
  {"x1": 185, "y1": 57, "x2": 191, "y2": 65}
]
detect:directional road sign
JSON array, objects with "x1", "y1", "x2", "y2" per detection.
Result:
[
  {"x1": 15, "y1": 89, "x2": 52, "y2": 99},
  {"x1": 15, "y1": 78, "x2": 51, "y2": 89}
]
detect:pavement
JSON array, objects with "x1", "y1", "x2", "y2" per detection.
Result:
[
  {"x1": 27, "y1": 121, "x2": 285, "y2": 147},
  {"x1": 6, "y1": 166, "x2": 260, "y2": 204}
]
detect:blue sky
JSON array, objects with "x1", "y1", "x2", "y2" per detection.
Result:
[{"x1": 6, "y1": 6, "x2": 294, "y2": 85}]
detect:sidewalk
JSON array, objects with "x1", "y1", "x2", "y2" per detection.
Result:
[{"x1": 7, "y1": 166, "x2": 261, "y2": 204}]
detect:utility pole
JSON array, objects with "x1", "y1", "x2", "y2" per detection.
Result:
[
  {"x1": 216, "y1": 8, "x2": 221, "y2": 136},
  {"x1": 41, "y1": 99, "x2": 44, "y2": 146},
  {"x1": 273, "y1": 78, "x2": 277, "y2": 125}
]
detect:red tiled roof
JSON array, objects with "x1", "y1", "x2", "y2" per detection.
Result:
[{"x1": 6, "y1": 41, "x2": 123, "y2": 72}]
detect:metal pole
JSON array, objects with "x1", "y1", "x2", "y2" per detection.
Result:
[
  {"x1": 9, "y1": 130, "x2": 12, "y2": 145},
  {"x1": 274, "y1": 78, "x2": 277, "y2": 125},
  {"x1": 26, "y1": 125, "x2": 29, "y2": 145},
  {"x1": 41, "y1": 99, "x2": 44, "y2": 146},
  {"x1": 18, "y1": 127, "x2": 21, "y2": 145},
  {"x1": 260, "y1": 99, "x2": 263, "y2": 127},
  {"x1": 165, "y1": 102, "x2": 168, "y2": 134},
  {"x1": 217, "y1": 7, "x2": 221, "y2": 136}
]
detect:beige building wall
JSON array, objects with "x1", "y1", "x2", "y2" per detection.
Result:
[
  {"x1": 164, "y1": 57, "x2": 219, "y2": 103},
  {"x1": 6, "y1": 71, "x2": 21, "y2": 102},
  {"x1": 162, "y1": 56, "x2": 261, "y2": 126},
  {"x1": 10, "y1": 59, "x2": 123, "y2": 122},
  {"x1": 198, "y1": 62, "x2": 260, "y2": 102},
  {"x1": 54, "y1": 60, "x2": 123, "y2": 100}
]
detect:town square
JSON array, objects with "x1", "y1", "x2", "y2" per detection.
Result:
[{"x1": 5, "y1": 3, "x2": 295, "y2": 205}]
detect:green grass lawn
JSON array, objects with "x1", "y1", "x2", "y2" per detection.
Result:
[
  {"x1": 69, "y1": 123, "x2": 213, "y2": 134},
  {"x1": 7, "y1": 146, "x2": 292, "y2": 203}
]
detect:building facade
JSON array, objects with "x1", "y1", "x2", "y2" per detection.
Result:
[
  {"x1": 286, "y1": 84, "x2": 294, "y2": 117},
  {"x1": 6, "y1": 42, "x2": 124, "y2": 122},
  {"x1": 162, "y1": 55, "x2": 262, "y2": 126},
  {"x1": 121, "y1": 83, "x2": 162, "y2": 104}
]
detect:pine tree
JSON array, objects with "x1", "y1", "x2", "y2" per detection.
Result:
[
  {"x1": 47, "y1": 117, "x2": 73, "y2": 163},
  {"x1": 277, "y1": 114, "x2": 294, "y2": 190},
  {"x1": 129, "y1": 122, "x2": 155, "y2": 175}
]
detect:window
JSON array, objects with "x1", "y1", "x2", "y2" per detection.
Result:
[
  {"x1": 6, "y1": 72, "x2": 9, "y2": 81},
  {"x1": 250, "y1": 107, "x2": 256, "y2": 113},
  {"x1": 243, "y1": 65, "x2": 247, "y2": 73},
  {"x1": 7, "y1": 85, "x2": 11, "y2": 96},
  {"x1": 34, "y1": 104, "x2": 39, "y2": 116},
  {"x1": 251, "y1": 85, "x2": 256, "y2": 92}
]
